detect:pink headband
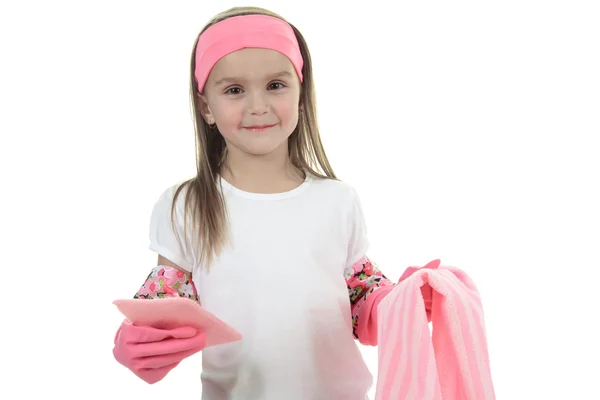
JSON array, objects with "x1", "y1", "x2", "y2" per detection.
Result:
[{"x1": 194, "y1": 14, "x2": 304, "y2": 93}]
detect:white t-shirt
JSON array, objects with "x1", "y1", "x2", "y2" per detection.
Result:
[{"x1": 149, "y1": 173, "x2": 373, "y2": 399}]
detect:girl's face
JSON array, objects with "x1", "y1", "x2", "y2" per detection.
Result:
[{"x1": 200, "y1": 48, "x2": 301, "y2": 158}]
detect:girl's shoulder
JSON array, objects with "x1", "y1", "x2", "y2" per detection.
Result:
[
  {"x1": 309, "y1": 175, "x2": 362, "y2": 201},
  {"x1": 154, "y1": 180, "x2": 192, "y2": 206},
  {"x1": 149, "y1": 181, "x2": 195, "y2": 225}
]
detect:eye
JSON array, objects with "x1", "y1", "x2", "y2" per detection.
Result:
[
  {"x1": 268, "y1": 81, "x2": 286, "y2": 90},
  {"x1": 224, "y1": 86, "x2": 243, "y2": 95}
]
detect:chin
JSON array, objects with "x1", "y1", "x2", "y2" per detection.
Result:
[
  {"x1": 241, "y1": 142, "x2": 287, "y2": 156},
  {"x1": 231, "y1": 132, "x2": 292, "y2": 157}
]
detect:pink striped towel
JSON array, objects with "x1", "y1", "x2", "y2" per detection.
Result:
[{"x1": 375, "y1": 260, "x2": 495, "y2": 399}]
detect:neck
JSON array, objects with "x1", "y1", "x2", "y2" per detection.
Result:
[{"x1": 220, "y1": 142, "x2": 305, "y2": 193}]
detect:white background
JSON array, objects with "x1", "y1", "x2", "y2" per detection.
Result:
[{"x1": 1, "y1": 0, "x2": 598, "y2": 399}]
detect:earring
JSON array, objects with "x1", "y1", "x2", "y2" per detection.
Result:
[{"x1": 208, "y1": 122, "x2": 217, "y2": 129}]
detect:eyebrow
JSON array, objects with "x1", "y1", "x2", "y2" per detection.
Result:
[{"x1": 213, "y1": 71, "x2": 294, "y2": 86}]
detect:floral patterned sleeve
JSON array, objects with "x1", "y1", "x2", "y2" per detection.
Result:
[
  {"x1": 134, "y1": 265, "x2": 199, "y2": 302},
  {"x1": 345, "y1": 256, "x2": 395, "y2": 339}
]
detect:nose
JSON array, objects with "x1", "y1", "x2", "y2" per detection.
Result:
[{"x1": 247, "y1": 91, "x2": 268, "y2": 116}]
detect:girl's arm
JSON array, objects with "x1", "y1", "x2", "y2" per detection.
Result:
[
  {"x1": 113, "y1": 255, "x2": 204, "y2": 384},
  {"x1": 345, "y1": 256, "x2": 395, "y2": 346},
  {"x1": 133, "y1": 255, "x2": 198, "y2": 301},
  {"x1": 345, "y1": 258, "x2": 434, "y2": 346}
]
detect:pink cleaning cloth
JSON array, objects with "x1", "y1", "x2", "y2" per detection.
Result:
[
  {"x1": 375, "y1": 260, "x2": 495, "y2": 399},
  {"x1": 113, "y1": 297, "x2": 242, "y2": 347}
]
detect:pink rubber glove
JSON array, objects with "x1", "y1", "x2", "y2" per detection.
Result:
[{"x1": 113, "y1": 320, "x2": 207, "y2": 384}]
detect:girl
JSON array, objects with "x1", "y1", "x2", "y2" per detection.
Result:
[{"x1": 113, "y1": 6, "x2": 399, "y2": 399}]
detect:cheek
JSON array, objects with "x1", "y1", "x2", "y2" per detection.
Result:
[
  {"x1": 275, "y1": 98, "x2": 298, "y2": 126},
  {"x1": 213, "y1": 100, "x2": 244, "y2": 127}
]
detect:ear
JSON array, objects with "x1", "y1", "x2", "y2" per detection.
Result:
[{"x1": 197, "y1": 93, "x2": 216, "y2": 125}]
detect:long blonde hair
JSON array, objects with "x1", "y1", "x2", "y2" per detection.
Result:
[{"x1": 172, "y1": 6, "x2": 337, "y2": 269}]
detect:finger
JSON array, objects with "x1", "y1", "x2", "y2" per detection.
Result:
[
  {"x1": 135, "y1": 362, "x2": 180, "y2": 384},
  {"x1": 132, "y1": 332, "x2": 206, "y2": 358},
  {"x1": 167, "y1": 325, "x2": 204, "y2": 340},
  {"x1": 137, "y1": 346, "x2": 203, "y2": 369},
  {"x1": 121, "y1": 322, "x2": 197, "y2": 344}
]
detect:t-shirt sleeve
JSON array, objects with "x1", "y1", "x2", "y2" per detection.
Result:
[
  {"x1": 345, "y1": 187, "x2": 370, "y2": 270},
  {"x1": 148, "y1": 185, "x2": 196, "y2": 273}
]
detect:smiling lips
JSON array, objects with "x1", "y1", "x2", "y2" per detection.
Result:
[{"x1": 242, "y1": 124, "x2": 276, "y2": 132}]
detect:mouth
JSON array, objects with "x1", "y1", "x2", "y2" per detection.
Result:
[{"x1": 242, "y1": 124, "x2": 276, "y2": 132}]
